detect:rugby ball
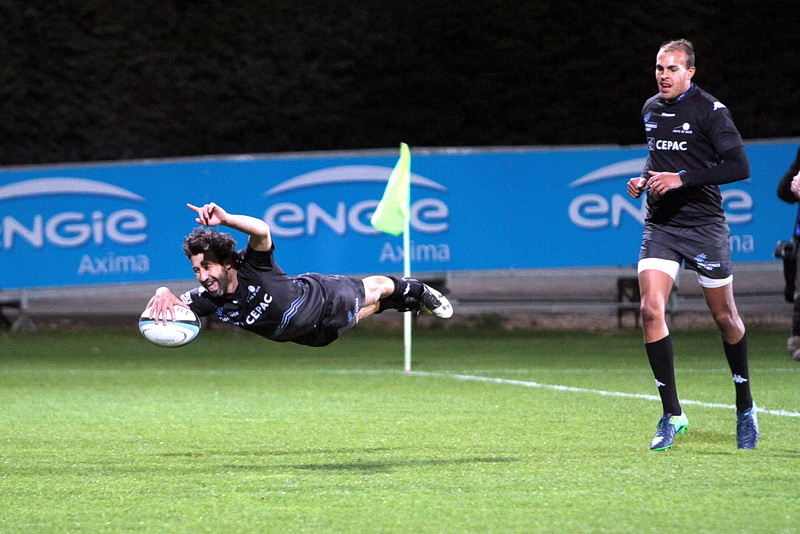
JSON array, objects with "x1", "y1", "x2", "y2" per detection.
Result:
[{"x1": 138, "y1": 305, "x2": 201, "y2": 348}]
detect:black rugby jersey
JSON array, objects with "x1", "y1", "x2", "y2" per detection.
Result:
[
  {"x1": 776, "y1": 145, "x2": 800, "y2": 239},
  {"x1": 642, "y1": 84, "x2": 746, "y2": 227},
  {"x1": 180, "y1": 246, "x2": 325, "y2": 342}
]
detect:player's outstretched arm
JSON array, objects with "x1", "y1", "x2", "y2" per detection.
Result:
[{"x1": 187, "y1": 202, "x2": 272, "y2": 251}]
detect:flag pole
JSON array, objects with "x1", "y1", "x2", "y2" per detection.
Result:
[
  {"x1": 402, "y1": 165, "x2": 412, "y2": 373},
  {"x1": 369, "y1": 142, "x2": 413, "y2": 371}
]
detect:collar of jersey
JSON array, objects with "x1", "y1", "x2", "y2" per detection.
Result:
[{"x1": 662, "y1": 83, "x2": 695, "y2": 105}]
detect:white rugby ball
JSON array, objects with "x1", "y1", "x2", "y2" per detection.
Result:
[{"x1": 138, "y1": 306, "x2": 201, "y2": 348}]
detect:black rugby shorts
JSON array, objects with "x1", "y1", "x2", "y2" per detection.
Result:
[
  {"x1": 639, "y1": 222, "x2": 733, "y2": 280},
  {"x1": 290, "y1": 274, "x2": 365, "y2": 346}
]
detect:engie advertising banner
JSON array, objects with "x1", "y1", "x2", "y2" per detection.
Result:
[{"x1": 0, "y1": 140, "x2": 797, "y2": 289}]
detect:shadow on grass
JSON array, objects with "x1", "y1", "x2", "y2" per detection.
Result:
[
  {"x1": 158, "y1": 446, "x2": 409, "y2": 458},
  {"x1": 288, "y1": 455, "x2": 518, "y2": 474},
  {"x1": 157, "y1": 446, "x2": 518, "y2": 473}
]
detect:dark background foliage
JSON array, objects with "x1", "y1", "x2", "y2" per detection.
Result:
[{"x1": 2, "y1": 0, "x2": 798, "y2": 166}]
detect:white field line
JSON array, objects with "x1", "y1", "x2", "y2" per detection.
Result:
[
  {"x1": 331, "y1": 369, "x2": 800, "y2": 418},
  {"x1": 7, "y1": 367, "x2": 797, "y2": 418}
]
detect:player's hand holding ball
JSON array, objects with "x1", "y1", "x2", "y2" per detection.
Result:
[
  {"x1": 138, "y1": 305, "x2": 201, "y2": 348},
  {"x1": 139, "y1": 287, "x2": 201, "y2": 348}
]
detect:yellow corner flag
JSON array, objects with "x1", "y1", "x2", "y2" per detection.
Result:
[
  {"x1": 370, "y1": 142, "x2": 410, "y2": 236},
  {"x1": 371, "y1": 143, "x2": 414, "y2": 372}
]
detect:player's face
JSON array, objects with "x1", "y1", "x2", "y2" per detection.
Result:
[
  {"x1": 655, "y1": 49, "x2": 695, "y2": 100},
  {"x1": 190, "y1": 253, "x2": 235, "y2": 297}
]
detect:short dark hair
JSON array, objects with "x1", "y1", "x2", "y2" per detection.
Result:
[
  {"x1": 659, "y1": 39, "x2": 695, "y2": 69},
  {"x1": 182, "y1": 227, "x2": 239, "y2": 264}
]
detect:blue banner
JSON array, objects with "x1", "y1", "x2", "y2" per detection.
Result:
[{"x1": 1, "y1": 140, "x2": 797, "y2": 289}]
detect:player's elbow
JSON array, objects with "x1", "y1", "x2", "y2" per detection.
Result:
[
  {"x1": 247, "y1": 232, "x2": 273, "y2": 251},
  {"x1": 722, "y1": 146, "x2": 750, "y2": 181},
  {"x1": 738, "y1": 158, "x2": 751, "y2": 181}
]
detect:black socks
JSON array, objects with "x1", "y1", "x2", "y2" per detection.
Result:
[
  {"x1": 377, "y1": 277, "x2": 424, "y2": 312},
  {"x1": 646, "y1": 333, "x2": 754, "y2": 415},
  {"x1": 645, "y1": 335, "x2": 681, "y2": 416},
  {"x1": 723, "y1": 333, "x2": 753, "y2": 412},
  {"x1": 793, "y1": 299, "x2": 800, "y2": 336}
]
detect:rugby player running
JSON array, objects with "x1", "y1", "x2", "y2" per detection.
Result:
[{"x1": 627, "y1": 39, "x2": 758, "y2": 450}]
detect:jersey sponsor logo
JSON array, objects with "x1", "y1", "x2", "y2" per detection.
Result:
[
  {"x1": 216, "y1": 307, "x2": 242, "y2": 324},
  {"x1": 672, "y1": 122, "x2": 693, "y2": 134},
  {"x1": 694, "y1": 253, "x2": 721, "y2": 270},
  {"x1": 649, "y1": 139, "x2": 688, "y2": 151},
  {"x1": 245, "y1": 284, "x2": 262, "y2": 303},
  {"x1": 643, "y1": 113, "x2": 659, "y2": 132},
  {"x1": 245, "y1": 292, "x2": 274, "y2": 325}
]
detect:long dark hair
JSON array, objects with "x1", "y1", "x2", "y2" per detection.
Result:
[{"x1": 182, "y1": 228, "x2": 239, "y2": 265}]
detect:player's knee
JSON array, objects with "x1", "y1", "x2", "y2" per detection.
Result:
[
  {"x1": 640, "y1": 299, "x2": 666, "y2": 324},
  {"x1": 362, "y1": 275, "x2": 395, "y2": 301},
  {"x1": 712, "y1": 309, "x2": 742, "y2": 334}
]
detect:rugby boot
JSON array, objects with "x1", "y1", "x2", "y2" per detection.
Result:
[
  {"x1": 736, "y1": 404, "x2": 759, "y2": 449},
  {"x1": 650, "y1": 412, "x2": 689, "y2": 451},
  {"x1": 788, "y1": 336, "x2": 800, "y2": 361},
  {"x1": 418, "y1": 283, "x2": 453, "y2": 318}
]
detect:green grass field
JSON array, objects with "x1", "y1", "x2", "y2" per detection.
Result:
[{"x1": 1, "y1": 326, "x2": 798, "y2": 533}]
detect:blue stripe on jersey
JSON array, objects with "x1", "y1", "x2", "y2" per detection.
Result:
[{"x1": 270, "y1": 294, "x2": 307, "y2": 339}]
